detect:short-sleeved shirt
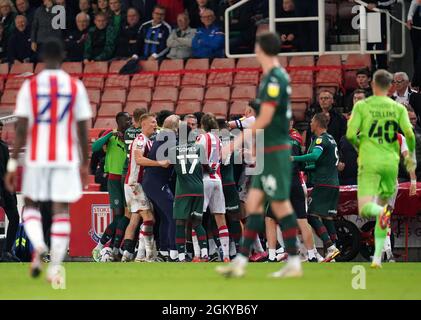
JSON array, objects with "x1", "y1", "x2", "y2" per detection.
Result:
[
  {"x1": 196, "y1": 132, "x2": 222, "y2": 181},
  {"x1": 125, "y1": 133, "x2": 152, "y2": 185},
  {"x1": 307, "y1": 132, "x2": 339, "y2": 187},
  {"x1": 254, "y1": 67, "x2": 291, "y2": 150},
  {"x1": 15, "y1": 69, "x2": 92, "y2": 168}
]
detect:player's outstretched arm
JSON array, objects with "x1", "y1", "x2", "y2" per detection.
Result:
[
  {"x1": 91, "y1": 131, "x2": 113, "y2": 152},
  {"x1": 346, "y1": 102, "x2": 362, "y2": 148},
  {"x1": 292, "y1": 147, "x2": 322, "y2": 163}
]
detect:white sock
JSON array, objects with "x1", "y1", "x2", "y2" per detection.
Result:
[
  {"x1": 209, "y1": 238, "x2": 217, "y2": 255},
  {"x1": 373, "y1": 255, "x2": 382, "y2": 265},
  {"x1": 192, "y1": 231, "x2": 201, "y2": 257},
  {"x1": 235, "y1": 253, "x2": 248, "y2": 266},
  {"x1": 50, "y1": 214, "x2": 71, "y2": 267},
  {"x1": 253, "y1": 235, "x2": 264, "y2": 253},
  {"x1": 307, "y1": 248, "x2": 316, "y2": 259},
  {"x1": 23, "y1": 207, "x2": 47, "y2": 252},
  {"x1": 136, "y1": 233, "x2": 146, "y2": 258},
  {"x1": 268, "y1": 248, "x2": 276, "y2": 260},
  {"x1": 276, "y1": 226, "x2": 284, "y2": 247},
  {"x1": 159, "y1": 250, "x2": 169, "y2": 256},
  {"x1": 201, "y1": 248, "x2": 208, "y2": 258},
  {"x1": 95, "y1": 242, "x2": 104, "y2": 250},
  {"x1": 288, "y1": 255, "x2": 301, "y2": 268},
  {"x1": 170, "y1": 250, "x2": 179, "y2": 260},
  {"x1": 229, "y1": 240, "x2": 237, "y2": 257},
  {"x1": 178, "y1": 253, "x2": 185, "y2": 261},
  {"x1": 218, "y1": 225, "x2": 230, "y2": 258}
]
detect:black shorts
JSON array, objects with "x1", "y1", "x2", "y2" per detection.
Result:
[{"x1": 265, "y1": 183, "x2": 307, "y2": 220}]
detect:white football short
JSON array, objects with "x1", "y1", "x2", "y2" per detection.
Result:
[
  {"x1": 124, "y1": 183, "x2": 151, "y2": 213},
  {"x1": 203, "y1": 179, "x2": 226, "y2": 214},
  {"x1": 22, "y1": 166, "x2": 82, "y2": 203}
]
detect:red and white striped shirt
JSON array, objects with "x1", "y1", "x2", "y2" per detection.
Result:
[
  {"x1": 14, "y1": 70, "x2": 92, "y2": 168},
  {"x1": 196, "y1": 132, "x2": 222, "y2": 180},
  {"x1": 125, "y1": 133, "x2": 152, "y2": 185}
]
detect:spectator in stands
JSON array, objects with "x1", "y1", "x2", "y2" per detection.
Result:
[
  {"x1": 157, "y1": 0, "x2": 184, "y2": 27},
  {"x1": 193, "y1": 111, "x2": 203, "y2": 128},
  {"x1": 84, "y1": 12, "x2": 117, "y2": 61},
  {"x1": 167, "y1": 12, "x2": 196, "y2": 60},
  {"x1": 191, "y1": 9, "x2": 224, "y2": 59},
  {"x1": 0, "y1": 122, "x2": 20, "y2": 262},
  {"x1": 345, "y1": 88, "x2": 367, "y2": 118},
  {"x1": 0, "y1": 23, "x2": 6, "y2": 62},
  {"x1": 184, "y1": 113, "x2": 198, "y2": 130},
  {"x1": 96, "y1": 0, "x2": 112, "y2": 17},
  {"x1": 15, "y1": 0, "x2": 35, "y2": 27},
  {"x1": 7, "y1": 15, "x2": 33, "y2": 63},
  {"x1": 109, "y1": 0, "x2": 125, "y2": 38},
  {"x1": 121, "y1": 0, "x2": 156, "y2": 22},
  {"x1": 114, "y1": 7, "x2": 140, "y2": 58},
  {"x1": 64, "y1": 12, "x2": 90, "y2": 61},
  {"x1": 134, "y1": 4, "x2": 171, "y2": 61},
  {"x1": 408, "y1": 0, "x2": 421, "y2": 88},
  {"x1": 220, "y1": 0, "x2": 255, "y2": 54},
  {"x1": 344, "y1": 68, "x2": 372, "y2": 113},
  {"x1": 391, "y1": 72, "x2": 417, "y2": 106},
  {"x1": 79, "y1": 0, "x2": 95, "y2": 24},
  {"x1": 31, "y1": 0, "x2": 62, "y2": 58},
  {"x1": 0, "y1": 0, "x2": 16, "y2": 44},
  {"x1": 277, "y1": 0, "x2": 299, "y2": 52},
  {"x1": 186, "y1": 0, "x2": 219, "y2": 29}
]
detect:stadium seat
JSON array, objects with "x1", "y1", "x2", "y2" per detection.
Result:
[
  {"x1": 91, "y1": 103, "x2": 98, "y2": 120},
  {"x1": 229, "y1": 100, "x2": 249, "y2": 117},
  {"x1": 234, "y1": 58, "x2": 260, "y2": 86},
  {"x1": 1, "y1": 89, "x2": 18, "y2": 104},
  {"x1": 207, "y1": 58, "x2": 235, "y2": 87},
  {"x1": 94, "y1": 117, "x2": 115, "y2": 129},
  {"x1": 97, "y1": 103, "x2": 123, "y2": 118},
  {"x1": 102, "y1": 88, "x2": 127, "y2": 104},
  {"x1": 0, "y1": 63, "x2": 9, "y2": 75},
  {"x1": 84, "y1": 61, "x2": 108, "y2": 74},
  {"x1": 175, "y1": 101, "x2": 201, "y2": 115},
  {"x1": 288, "y1": 56, "x2": 314, "y2": 84},
  {"x1": 202, "y1": 101, "x2": 228, "y2": 118},
  {"x1": 156, "y1": 59, "x2": 184, "y2": 87},
  {"x1": 316, "y1": 54, "x2": 342, "y2": 88},
  {"x1": 62, "y1": 62, "x2": 83, "y2": 76},
  {"x1": 5, "y1": 77, "x2": 26, "y2": 90},
  {"x1": 87, "y1": 89, "x2": 101, "y2": 105},
  {"x1": 231, "y1": 85, "x2": 256, "y2": 102},
  {"x1": 83, "y1": 61, "x2": 108, "y2": 90},
  {"x1": 178, "y1": 87, "x2": 204, "y2": 102},
  {"x1": 109, "y1": 60, "x2": 127, "y2": 74},
  {"x1": 278, "y1": 56, "x2": 288, "y2": 68},
  {"x1": 34, "y1": 63, "x2": 46, "y2": 74},
  {"x1": 182, "y1": 58, "x2": 209, "y2": 87},
  {"x1": 150, "y1": 101, "x2": 175, "y2": 113},
  {"x1": 104, "y1": 75, "x2": 130, "y2": 89},
  {"x1": 204, "y1": 86, "x2": 230, "y2": 102},
  {"x1": 82, "y1": 77, "x2": 105, "y2": 90},
  {"x1": 10, "y1": 62, "x2": 33, "y2": 75},
  {"x1": 127, "y1": 88, "x2": 152, "y2": 103},
  {"x1": 140, "y1": 60, "x2": 159, "y2": 72},
  {"x1": 290, "y1": 83, "x2": 313, "y2": 105},
  {"x1": 344, "y1": 54, "x2": 371, "y2": 70},
  {"x1": 152, "y1": 87, "x2": 178, "y2": 103},
  {"x1": 125, "y1": 101, "x2": 149, "y2": 114},
  {"x1": 292, "y1": 102, "x2": 307, "y2": 122},
  {"x1": 129, "y1": 60, "x2": 158, "y2": 88}
]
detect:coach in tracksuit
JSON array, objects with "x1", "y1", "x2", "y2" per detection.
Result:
[
  {"x1": 134, "y1": 4, "x2": 171, "y2": 61},
  {"x1": 142, "y1": 115, "x2": 179, "y2": 262}
]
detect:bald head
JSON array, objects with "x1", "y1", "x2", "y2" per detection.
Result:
[
  {"x1": 76, "y1": 12, "x2": 90, "y2": 31},
  {"x1": 163, "y1": 115, "x2": 180, "y2": 132},
  {"x1": 15, "y1": 15, "x2": 27, "y2": 32}
]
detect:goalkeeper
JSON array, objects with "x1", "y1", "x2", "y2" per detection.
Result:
[{"x1": 346, "y1": 70, "x2": 416, "y2": 268}]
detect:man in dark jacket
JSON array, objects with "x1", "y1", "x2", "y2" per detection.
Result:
[
  {"x1": 122, "y1": 0, "x2": 156, "y2": 22},
  {"x1": 7, "y1": 15, "x2": 33, "y2": 63},
  {"x1": 64, "y1": 12, "x2": 90, "y2": 61},
  {"x1": 115, "y1": 7, "x2": 141, "y2": 58},
  {"x1": 84, "y1": 12, "x2": 117, "y2": 61},
  {"x1": 15, "y1": 0, "x2": 35, "y2": 27}
]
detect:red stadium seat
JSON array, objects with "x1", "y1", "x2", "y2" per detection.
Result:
[
  {"x1": 290, "y1": 83, "x2": 313, "y2": 105},
  {"x1": 102, "y1": 89, "x2": 127, "y2": 104},
  {"x1": 130, "y1": 73, "x2": 155, "y2": 88},
  {"x1": 84, "y1": 61, "x2": 108, "y2": 74},
  {"x1": 109, "y1": 60, "x2": 127, "y2": 74},
  {"x1": 178, "y1": 87, "x2": 204, "y2": 102},
  {"x1": 152, "y1": 87, "x2": 178, "y2": 103},
  {"x1": 10, "y1": 62, "x2": 33, "y2": 75},
  {"x1": 83, "y1": 61, "x2": 108, "y2": 90},
  {"x1": 207, "y1": 58, "x2": 235, "y2": 87},
  {"x1": 105, "y1": 75, "x2": 130, "y2": 89},
  {"x1": 182, "y1": 58, "x2": 209, "y2": 87},
  {"x1": 62, "y1": 62, "x2": 83, "y2": 76},
  {"x1": 140, "y1": 60, "x2": 159, "y2": 72},
  {"x1": 316, "y1": 54, "x2": 342, "y2": 88},
  {"x1": 344, "y1": 54, "x2": 371, "y2": 70},
  {"x1": 288, "y1": 56, "x2": 314, "y2": 84},
  {"x1": 87, "y1": 89, "x2": 101, "y2": 105},
  {"x1": 156, "y1": 59, "x2": 184, "y2": 87},
  {"x1": 91, "y1": 103, "x2": 98, "y2": 120},
  {"x1": 82, "y1": 77, "x2": 105, "y2": 90},
  {"x1": 94, "y1": 117, "x2": 115, "y2": 129},
  {"x1": 150, "y1": 101, "x2": 175, "y2": 113},
  {"x1": 231, "y1": 85, "x2": 256, "y2": 102},
  {"x1": 202, "y1": 101, "x2": 228, "y2": 118},
  {"x1": 34, "y1": 63, "x2": 46, "y2": 74},
  {"x1": 5, "y1": 77, "x2": 26, "y2": 90},
  {"x1": 204, "y1": 86, "x2": 230, "y2": 102},
  {"x1": 1, "y1": 89, "x2": 18, "y2": 104},
  {"x1": 175, "y1": 101, "x2": 201, "y2": 115},
  {"x1": 125, "y1": 101, "x2": 149, "y2": 114},
  {"x1": 0, "y1": 63, "x2": 9, "y2": 75},
  {"x1": 229, "y1": 100, "x2": 249, "y2": 117},
  {"x1": 127, "y1": 88, "x2": 152, "y2": 103},
  {"x1": 97, "y1": 103, "x2": 123, "y2": 118},
  {"x1": 292, "y1": 102, "x2": 307, "y2": 122},
  {"x1": 234, "y1": 57, "x2": 260, "y2": 86}
]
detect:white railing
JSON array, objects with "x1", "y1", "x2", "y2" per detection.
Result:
[{"x1": 224, "y1": 0, "x2": 407, "y2": 58}]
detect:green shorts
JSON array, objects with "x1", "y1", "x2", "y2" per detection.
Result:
[
  {"x1": 251, "y1": 149, "x2": 291, "y2": 201},
  {"x1": 107, "y1": 175, "x2": 125, "y2": 209},
  {"x1": 308, "y1": 185, "x2": 339, "y2": 217},
  {"x1": 173, "y1": 196, "x2": 204, "y2": 220},
  {"x1": 223, "y1": 184, "x2": 240, "y2": 214},
  {"x1": 358, "y1": 165, "x2": 398, "y2": 199}
]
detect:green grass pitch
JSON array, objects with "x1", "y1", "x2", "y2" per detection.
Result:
[{"x1": 0, "y1": 262, "x2": 420, "y2": 300}]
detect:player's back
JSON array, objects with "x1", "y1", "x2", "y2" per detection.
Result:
[
  {"x1": 309, "y1": 132, "x2": 339, "y2": 186},
  {"x1": 15, "y1": 69, "x2": 92, "y2": 168},
  {"x1": 196, "y1": 132, "x2": 222, "y2": 180},
  {"x1": 353, "y1": 95, "x2": 406, "y2": 166}
]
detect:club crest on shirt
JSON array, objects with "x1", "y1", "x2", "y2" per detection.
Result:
[
  {"x1": 316, "y1": 138, "x2": 322, "y2": 145},
  {"x1": 89, "y1": 204, "x2": 112, "y2": 243},
  {"x1": 267, "y1": 83, "x2": 280, "y2": 98}
]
